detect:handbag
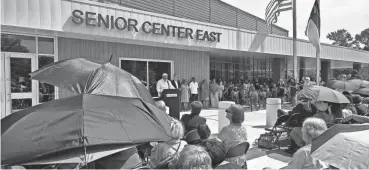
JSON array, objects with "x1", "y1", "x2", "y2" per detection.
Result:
[{"x1": 256, "y1": 132, "x2": 275, "y2": 149}]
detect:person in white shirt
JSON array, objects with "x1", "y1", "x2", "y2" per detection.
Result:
[
  {"x1": 156, "y1": 73, "x2": 174, "y2": 97},
  {"x1": 189, "y1": 77, "x2": 199, "y2": 102}
]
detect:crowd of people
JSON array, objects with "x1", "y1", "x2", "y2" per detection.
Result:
[
  {"x1": 147, "y1": 71, "x2": 369, "y2": 170},
  {"x1": 143, "y1": 101, "x2": 249, "y2": 169},
  {"x1": 156, "y1": 72, "x2": 320, "y2": 112}
]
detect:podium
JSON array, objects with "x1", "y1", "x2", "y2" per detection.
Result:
[{"x1": 162, "y1": 89, "x2": 181, "y2": 119}]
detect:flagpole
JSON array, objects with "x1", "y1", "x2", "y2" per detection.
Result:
[
  {"x1": 316, "y1": 49, "x2": 320, "y2": 86},
  {"x1": 316, "y1": 0, "x2": 320, "y2": 86},
  {"x1": 292, "y1": 0, "x2": 298, "y2": 82}
]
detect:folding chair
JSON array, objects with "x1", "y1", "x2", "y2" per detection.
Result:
[
  {"x1": 264, "y1": 114, "x2": 292, "y2": 149},
  {"x1": 225, "y1": 142, "x2": 250, "y2": 169}
]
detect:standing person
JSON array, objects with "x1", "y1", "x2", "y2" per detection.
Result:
[
  {"x1": 232, "y1": 86, "x2": 240, "y2": 104},
  {"x1": 271, "y1": 83, "x2": 278, "y2": 98},
  {"x1": 259, "y1": 86, "x2": 267, "y2": 109},
  {"x1": 249, "y1": 86, "x2": 259, "y2": 111},
  {"x1": 277, "y1": 79, "x2": 285, "y2": 105},
  {"x1": 171, "y1": 74, "x2": 181, "y2": 89},
  {"x1": 180, "y1": 80, "x2": 190, "y2": 111},
  {"x1": 289, "y1": 78, "x2": 298, "y2": 107},
  {"x1": 303, "y1": 77, "x2": 312, "y2": 89},
  {"x1": 240, "y1": 84, "x2": 248, "y2": 106},
  {"x1": 189, "y1": 77, "x2": 199, "y2": 102},
  {"x1": 156, "y1": 73, "x2": 174, "y2": 98},
  {"x1": 210, "y1": 79, "x2": 219, "y2": 108},
  {"x1": 200, "y1": 79, "x2": 210, "y2": 108},
  {"x1": 217, "y1": 80, "x2": 225, "y2": 101}
]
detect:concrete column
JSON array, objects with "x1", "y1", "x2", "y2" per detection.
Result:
[
  {"x1": 321, "y1": 60, "x2": 331, "y2": 82},
  {"x1": 272, "y1": 58, "x2": 285, "y2": 83}
]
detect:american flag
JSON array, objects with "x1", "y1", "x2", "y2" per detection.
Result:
[{"x1": 265, "y1": 0, "x2": 292, "y2": 25}]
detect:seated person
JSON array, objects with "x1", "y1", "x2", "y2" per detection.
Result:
[
  {"x1": 277, "y1": 96, "x2": 317, "y2": 125},
  {"x1": 280, "y1": 118, "x2": 328, "y2": 169},
  {"x1": 198, "y1": 123, "x2": 211, "y2": 142},
  {"x1": 352, "y1": 95, "x2": 368, "y2": 116},
  {"x1": 156, "y1": 100, "x2": 168, "y2": 114},
  {"x1": 181, "y1": 101, "x2": 206, "y2": 133},
  {"x1": 149, "y1": 119, "x2": 187, "y2": 169},
  {"x1": 169, "y1": 145, "x2": 212, "y2": 169},
  {"x1": 200, "y1": 138, "x2": 243, "y2": 169},
  {"x1": 218, "y1": 104, "x2": 248, "y2": 167},
  {"x1": 288, "y1": 101, "x2": 339, "y2": 153}
]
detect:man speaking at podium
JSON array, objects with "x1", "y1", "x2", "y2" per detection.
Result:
[{"x1": 156, "y1": 73, "x2": 175, "y2": 97}]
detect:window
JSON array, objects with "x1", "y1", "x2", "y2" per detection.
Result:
[
  {"x1": 210, "y1": 56, "x2": 273, "y2": 84},
  {"x1": 119, "y1": 58, "x2": 173, "y2": 97},
  {"x1": 1, "y1": 34, "x2": 36, "y2": 53}
]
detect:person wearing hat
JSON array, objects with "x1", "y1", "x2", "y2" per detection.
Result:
[
  {"x1": 218, "y1": 104, "x2": 247, "y2": 167},
  {"x1": 156, "y1": 73, "x2": 174, "y2": 97}
]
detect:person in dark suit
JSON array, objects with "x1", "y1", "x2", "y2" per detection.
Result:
[
  {"x1": 181, "y1": 101, "x2": 206, "y2": 133},
  {"x1": 171, "y1": 74, "x2": 181, "y2": 89}
]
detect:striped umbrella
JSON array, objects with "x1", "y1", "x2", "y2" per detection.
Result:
[{"x1": 311, "y1": 124, "x2": 369, "y2": 169}]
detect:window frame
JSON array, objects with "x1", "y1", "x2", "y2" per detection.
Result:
[
  {"x1": 118, "y1": 57, "x2": 174, "y2": 95},
  {"x1": 1, "y1": 32, "x2": 58, "y2": 117}
]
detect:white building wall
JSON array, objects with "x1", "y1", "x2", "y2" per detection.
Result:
[{"x1": 1, "y1": 0, "x2": 369, "y2": 63}]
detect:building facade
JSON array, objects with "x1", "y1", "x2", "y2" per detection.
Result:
[{"x1": 1, "y1": 0, "x2": 369, "y2": 117}]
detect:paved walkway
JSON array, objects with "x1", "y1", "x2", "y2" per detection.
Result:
[{"x1": 180, "y1": 109, "x2": 292, "y2": 170}]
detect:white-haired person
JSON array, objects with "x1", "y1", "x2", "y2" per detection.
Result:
[
  {"x1": 156, "y1": 73, "x2": 174, "y2": 97},
  {"x1": 156, "y1": 100, "x2": 169, "y2": 114},
  {"x1": 149, "y1": 119, "x2": 187, "y2": 169},
  {"x1": 169, "y1": 145, "x2": 213, "y2": 169},
  {"x1": 279, "y1": 117, "x2": 328, "y2": 169}
]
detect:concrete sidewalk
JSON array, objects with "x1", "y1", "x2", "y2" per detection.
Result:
[{"x1": 180, "y1": 109, "x2": 291, "y2": 170}]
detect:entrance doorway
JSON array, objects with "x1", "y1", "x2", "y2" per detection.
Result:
[
  {"x1": 119, "y1": 58, "x2": 173, "y2": 97},
  {"x1": 1, "y1": 53, "x2": 37, "y2": 117},
  {"x1": 1, "y1": 33, "x2": 57, "y2": 118}
]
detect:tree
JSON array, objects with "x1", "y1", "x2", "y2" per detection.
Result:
[
  {"x1": 326, "y1": 29, "x2": 355, "y2": 47},
  {"x1": 355, "y1": 28, "x2": 369, "y2": 51},
  {"x1": 1, "y1": 36, "x2": 29, "y2": 53}
]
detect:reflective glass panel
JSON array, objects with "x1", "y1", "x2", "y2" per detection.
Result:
[
  {"x1": 38, "y1": 37, "x2": 54, "y2": 54},
  {"x1": 12, "y1": 99, "x2": 32, "y2": 113},
  {"x1": 1, "y1": 34, "x2": 36, "y2": 53},
  {"x1": 10, "y1": 58, "x2": 32, "y2": 93},
  {"x1": 38, "y1": 55, "x2": 55, "y2": 103},
  {"x1": 121, "y1": 60, "x2": 147, "y2": 85},
  {"x1": 149, "y1": 61, "x2": 171, "y2": 97}
]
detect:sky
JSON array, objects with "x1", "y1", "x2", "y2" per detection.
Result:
[{"x1": 221, "y1": 0, "x2": 369, "y2": 44}]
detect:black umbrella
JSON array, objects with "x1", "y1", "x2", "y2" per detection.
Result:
[
  {"x1": 30, "y1": 58, "x2": 154, "y2": 105},
  {"x1": 352, "y1": 87, "x2": 369, "y2": 97},
  {"x1": 1, "y1": 94, "x2": 171, "y2": 166}
]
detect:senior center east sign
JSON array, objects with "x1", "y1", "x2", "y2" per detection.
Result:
[{"x1": 72, "y1": 10, "x2": 222, "y2": 42}]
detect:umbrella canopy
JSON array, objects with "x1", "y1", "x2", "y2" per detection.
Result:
[
  {"x1": 1, "y1": 94, "x2": 171, "y2": 166},
  {"x1": 311, "y1": 124, "x2": 369, "y2": 169},
  {"x1": 310, "y1": 86, "x2": 350, "y2": 104},
  {"x1": 349, "y1": 79, "x2": 369, "y2": 88},
  {"x1": 30, "y1": 58, "x2": 154, "y2": 105},
  {"x1": 296, "y1": 87, "x2": 318, "y2": 101},
  {"x1": 352, "y1": 87, "x2": 369, "y2": 97},
  {"x1": 325, "y1": 80, "x2": 361, "y2": 92}
]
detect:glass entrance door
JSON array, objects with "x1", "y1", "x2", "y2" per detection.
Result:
[{"x1": 3, "y1": 52, "x2": 37, "y2": 115}]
